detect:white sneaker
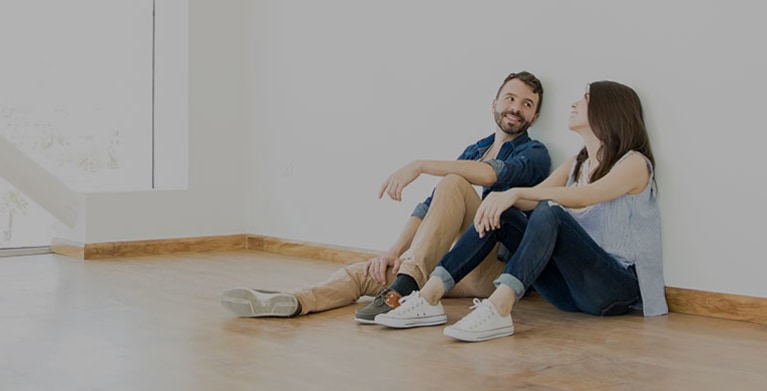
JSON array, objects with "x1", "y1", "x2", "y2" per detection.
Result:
[
  {"x1": 374, "y1": 291, "x2": 447, "y2": 328},
  {"x1": 220, "y1": 288, "x2": 299, "y2": 317},
  {"x1": 443, "y1": 298, "x2": 514, "y2": 342}
]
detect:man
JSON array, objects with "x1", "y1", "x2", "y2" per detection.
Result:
[{"x1": 220, "y1": 71, "x2": 551, "y2": 322}]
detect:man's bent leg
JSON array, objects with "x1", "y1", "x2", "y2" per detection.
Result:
[
  {"x1": 355, "y1": 175, "x2": 481, "y2": 322},
  {"x1": 291, "y1": 261, "x2": 392, "y2": 316},
  {"x1": 397, "y1": 174, "x2": 482, "y2": 287}
]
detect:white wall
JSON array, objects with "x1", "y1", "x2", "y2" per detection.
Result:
[{"x1": 246, "y1": 1, "x2": 767, "y2": 298}]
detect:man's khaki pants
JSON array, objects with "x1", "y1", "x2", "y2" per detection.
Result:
[{"x1": 293, "y1": 174, "x2": 506, "y2": 315}]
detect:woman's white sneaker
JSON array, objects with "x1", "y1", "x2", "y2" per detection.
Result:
[
  {"x1": 443, "y1": 298, "x2": 514, "y2": 342},
  {"x1": 374, "y1": 291, "x2": 447, "y2": 328}
]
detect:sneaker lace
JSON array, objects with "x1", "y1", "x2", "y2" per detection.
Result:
[
  {"x1": 454, "y1": 298, "x2": 491, "y2": 329},
  {"x1": 372, "y1": 288, "x2": 389, "y2": 305}
]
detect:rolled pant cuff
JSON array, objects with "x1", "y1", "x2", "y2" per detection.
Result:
[
  {"x1": 494, "y1": 273, "x2": 526, "y2": 302},
  {"x1": 431, "y1": 266, "x2": 456, "y2": 293}
]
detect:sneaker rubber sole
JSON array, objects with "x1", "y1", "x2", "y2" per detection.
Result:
[
  {"x1": 220, "y1": 288, "x2": 298, "y2": 317},
  {"x1": 443, "y1": 324, "x2": 514, "y2": 342},
  {"x1": 374, "y1": 313, "x2": 447, "y2": 328},
  {"x1": 354, "y1": 316, "x2": 378, "y2": 325},
  {"x1": 354, "y1": 288, "x2": 401, "y2": 324}
]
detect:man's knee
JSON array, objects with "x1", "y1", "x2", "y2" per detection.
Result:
[
  {"x1": 436, "y1": 174, "x2": 473, "y2": 193},
  {"x1": 332, "y1": 262, "x2": 367, "y2": 286},
  {"x1": 335, "y1": 261, "x2": 384, "y2": 297},
  {"x1": 430, "y1": 174, "x2": 477, "y2": 209}
]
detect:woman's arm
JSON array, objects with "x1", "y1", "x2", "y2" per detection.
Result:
[
  {"x1": 473, "y1": 157, "x2": 572, "y2": 237},
  {"x1": 507, "y1": 156, "x2": 574, "y2": 211},
  {"x1": 474, "y1": 153, "x2": 650, "y2": 236}
]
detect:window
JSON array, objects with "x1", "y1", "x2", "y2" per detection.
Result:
[{"x1": 0, "y1": 0, "x2": 187, "y2": 251}]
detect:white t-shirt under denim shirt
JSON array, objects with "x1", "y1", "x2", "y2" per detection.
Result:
[{"x1": 563, "y1": 151, "x2": 668, "y2": 317}]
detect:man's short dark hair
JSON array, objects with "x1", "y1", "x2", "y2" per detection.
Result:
[{"x1": 496, "y1": 71, "x2": 544, "y2": 114}]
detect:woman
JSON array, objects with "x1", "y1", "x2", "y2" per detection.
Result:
[{"x1": 374, "y1": 80, "x2": 668, "y2": 342}]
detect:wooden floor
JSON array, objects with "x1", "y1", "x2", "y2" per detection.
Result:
[{"x1": 2, "y1": 250, "x2": 766, "y2": 391}]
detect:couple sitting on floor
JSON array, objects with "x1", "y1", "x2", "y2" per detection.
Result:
[{"x1": 220, "y1": 70, "x2": 668, "y2": 343}]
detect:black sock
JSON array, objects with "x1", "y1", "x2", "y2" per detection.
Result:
[{"x1": 388, "y1": 274, "x2": 419, "y2": 296}]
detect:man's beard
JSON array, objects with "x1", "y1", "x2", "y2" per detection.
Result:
[{"x1": 494, "y1": 110, "x2": 531, "y2": 136}]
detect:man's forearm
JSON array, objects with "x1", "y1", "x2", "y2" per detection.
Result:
[{"x1": 415, "y1": 160, "x2": 497, "y2": 187}]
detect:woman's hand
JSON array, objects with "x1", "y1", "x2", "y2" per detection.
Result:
[{"x1": 474, "y1": 189, "x2": 520, "y2": 238}]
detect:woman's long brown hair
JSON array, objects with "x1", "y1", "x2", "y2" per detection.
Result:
[{"x1": 574, "y1": 80, "x2": 655, "y2": 182}]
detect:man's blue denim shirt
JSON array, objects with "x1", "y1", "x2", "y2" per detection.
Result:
[{"x1": 411, "y1": 131, "x2": 551, "y2": 219}]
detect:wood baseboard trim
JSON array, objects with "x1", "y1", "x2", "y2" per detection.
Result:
[
  {"x1": 52, "y1": 234, "x2": 248, "y2": 260},
  {"x1": 247, "y1": 235, "x2": 381, "y2": 265},
  {"x1": 51, "y1": 234, "x2": 767, "y2": 325},
  {"x1": 51, "y1": 239, "x2": 85, "y2": 259},
  {"x1": 665, "y1": 286, "x2": 767, "y2": 325}
]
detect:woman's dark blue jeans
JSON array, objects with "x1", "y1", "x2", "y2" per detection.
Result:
[{"x1": 432, "y1": 201, "x2": 640, "y2": 316}]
